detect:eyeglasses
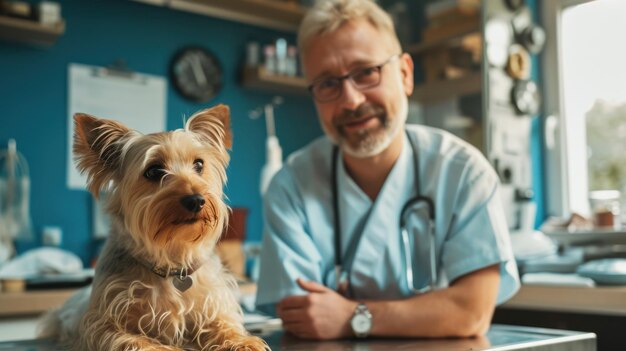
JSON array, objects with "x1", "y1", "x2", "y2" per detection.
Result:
[{"x1": 308, "y1": 54, "x2": 401, "y2": 103}]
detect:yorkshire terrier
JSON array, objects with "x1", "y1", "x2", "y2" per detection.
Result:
[{"x1": 39, "y1": 105, "x2": 268, "y2": 351}]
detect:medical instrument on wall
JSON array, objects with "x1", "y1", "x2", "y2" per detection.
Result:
[
  {"x1": 0, "y1": 139, "x2": 33, "y2": 264},
  {"x1": 249, "y1": 96, "x2": 284, "y2": 195},
  {"x1": 484, "y1": 1, "x2": 540, "y2": 235},
  {"x1": 331, "y1": 132, "x2": 438, "y2": 296}
]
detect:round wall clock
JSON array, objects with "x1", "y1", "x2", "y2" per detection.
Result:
[{"x1": 170, "y1": 47, "x2": 222, "y2": 103}]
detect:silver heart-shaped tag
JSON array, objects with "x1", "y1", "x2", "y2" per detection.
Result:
[{"x1": 173, "y1": 276, "x2": 193, "y2": 292}]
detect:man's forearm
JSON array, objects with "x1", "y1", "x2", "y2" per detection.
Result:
[{"x1": 365, "y1": 264, "x2": 500, "y2": 338}]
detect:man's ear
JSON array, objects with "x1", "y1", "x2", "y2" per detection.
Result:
[
  {"x1": 186, "y1": 104, "x2": 233, "y2": 150},
  {"x1": 399, "y1": 53, "x2": 414, "y2": 96},
  {"x1": 73, "y1": 113, "x2": 132, "y2": 196}
]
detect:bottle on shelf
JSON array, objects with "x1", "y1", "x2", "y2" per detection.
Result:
[
  {"x1": 263, "y1": 44, "x2": 276, "y2": 74},
  {"x1": 286, "y1": 45, "x2": 298, "y2": 77},
  {"x1": 275, "y1": 38, "x2": 288, "y2": 75}
]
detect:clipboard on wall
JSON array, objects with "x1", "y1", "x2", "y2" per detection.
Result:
[{"x1": 66, "y1": 62, "x2": 167, "y2": 190}]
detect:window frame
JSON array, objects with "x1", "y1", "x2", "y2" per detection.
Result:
[{"x1": 541, "y1": 0, "x2": 596, "y2": 218}]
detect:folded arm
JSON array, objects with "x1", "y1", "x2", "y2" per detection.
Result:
[{"x1": 277, "y1": 264, "x2": 500, "y2": 340}]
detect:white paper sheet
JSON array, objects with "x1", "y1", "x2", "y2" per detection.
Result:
[{"x1": 67, "y1": 63, "x2": 166, "y2": 190}]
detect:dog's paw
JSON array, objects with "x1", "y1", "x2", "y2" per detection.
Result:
[{"x1": 233, "y1": 335, "x2": 270, "y2": 351}]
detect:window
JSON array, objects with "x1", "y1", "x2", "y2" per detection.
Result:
[{"x1": 542, "y1": 0, "x2": 626, "y2": 219}]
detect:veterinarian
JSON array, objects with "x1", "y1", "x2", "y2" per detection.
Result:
[{"x1": 256, "y1": 0, "x2": 520, "y2": 340}]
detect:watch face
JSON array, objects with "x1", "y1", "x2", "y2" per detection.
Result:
[
  {"x1": 351, "y1": 313, "x2": 372, "y2": 334},
  {"x1": 170, "y1": 47, "x2": 222, "y2": 103}
]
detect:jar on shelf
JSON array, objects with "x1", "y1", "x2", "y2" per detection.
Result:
[{"x1": 589, "y1": 190, "x2": 621, "y2": 230}]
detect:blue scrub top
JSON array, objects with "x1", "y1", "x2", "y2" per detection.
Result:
[{"x1": 256, "y1": 125, "x2": 520, "y2": 315}]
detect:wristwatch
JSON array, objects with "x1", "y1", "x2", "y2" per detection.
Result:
[{"x1": 350, "y1": 303, "x2": 372, "y2": 338}]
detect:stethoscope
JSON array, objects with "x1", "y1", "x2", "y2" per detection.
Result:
[{"x1": 331, "y1": 131, "x2": 438, "y2": 296}]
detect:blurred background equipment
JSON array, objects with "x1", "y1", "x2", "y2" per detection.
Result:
[
  {"x1": 217, "y1": 207, "x2": 249, "y2": 280},
  {"x1": 0, "y1": 139, "x2": 33, "y2": 264},
  {"x1": 249, "y1": 96, "x2": 284, "y2": 195}
]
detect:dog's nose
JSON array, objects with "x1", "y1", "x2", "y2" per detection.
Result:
[{"x1": 180, "y1": 194, "x2": 205, "y2": 213}]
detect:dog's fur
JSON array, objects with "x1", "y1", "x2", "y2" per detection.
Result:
[{"x1": 39, "y1": 105, "x2": 268, "y2": 351}]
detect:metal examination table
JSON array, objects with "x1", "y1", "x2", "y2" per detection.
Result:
[{"x1": 0, "y1": 324, "x2": 596, "y2": 351}]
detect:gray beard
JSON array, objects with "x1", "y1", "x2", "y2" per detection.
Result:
[
  {"x1": 340, "y1": 98, "x2": 408, "y2": 158},
  {"x1": 341, "y1": 121, "x2": 393, "y2": 158}
]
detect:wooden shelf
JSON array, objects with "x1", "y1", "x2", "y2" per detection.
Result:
[
  {"x1": 411, "y1": 71, "x2": 481, "y2": 105},
  {"x1": 406, "y1": 29, "x2": 479, "y2": 56},
  {"x1": 242, "y1": 66, "x2": 309, "y2": 95},
  {"x1": 0, "y1": 16, "x2": 65, "y2": 47},
  {"x1": 133, "y1": 0, "x2": 306, "y2": 32},
  {"x1": 406, "y1": 10, "x2": 481, "y2": 55},
  {"x1": 0, "y1": 289, "x2": 75, "y2": 317},
  {"x1": 0, "y1": 283, "x2": 256, "y2": 317}
]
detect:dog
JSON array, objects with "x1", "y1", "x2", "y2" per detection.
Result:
[{"x1": 39, "y1": 105, "x2": 268, "y2": 351}]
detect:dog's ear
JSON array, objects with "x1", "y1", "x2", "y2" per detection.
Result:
[
  {"x1": 73, "y1": 113, "x2": 132, "y2": 197},
  {"x1": 186, "y1": 104, "x2": 233, "y2": 150}
]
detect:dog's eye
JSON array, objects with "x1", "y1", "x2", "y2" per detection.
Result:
[
  {"x1": 193, "y1": 159, "x2": 204, "y2": 174},
  {"x1": 144, "y1": 165, "x2": 166, "y2": 181}
]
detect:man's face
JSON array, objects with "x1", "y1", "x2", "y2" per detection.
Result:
[{"x1": 303, "y1": 19, "x2": 414, "y2": 158}]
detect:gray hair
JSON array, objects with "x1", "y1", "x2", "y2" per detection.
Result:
[{"x1": 298, "y1": 0, "x2": 401, "y2": 58}]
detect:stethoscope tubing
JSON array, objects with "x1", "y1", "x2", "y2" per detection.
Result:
[{"x1": 332, "y1": 130, "x2": 437, "y2": 294}]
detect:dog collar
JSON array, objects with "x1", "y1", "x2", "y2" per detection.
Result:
[
  {"x1": 152, "y1": 264, "x2": 198, "y2": 293},
  {"x1": 150, "y1": 264, "x2": 198, "y2": 279},
  {"x1": 137, "y1": 258, "x2": 203, "y2": 293}
]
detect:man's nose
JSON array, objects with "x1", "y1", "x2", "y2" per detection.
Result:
[{"x1": 339, "y1": 80, "x2": 366, "y2": 110}]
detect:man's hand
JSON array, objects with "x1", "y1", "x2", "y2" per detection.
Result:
[{"x1": 276, "y1": 278, "x2": 358, "y2": 339}]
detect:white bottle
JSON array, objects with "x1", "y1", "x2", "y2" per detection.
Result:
[
  {"x1": 259, "y1": 102, "x2": 283, "y2": 194},
  {"x1": 275, "y1": 38, "x2": 288, "y2": 75},
  {"x1": 260, "y1": 135, "x2": 283, "y2": 195}
]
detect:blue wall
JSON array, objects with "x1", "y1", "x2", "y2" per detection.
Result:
[
  {"x1": 0, "y1": 0, "x2": 322, "y2": 265},
  {"x1": 0, "y1": 0, "x2": 549, "y2": 266}
]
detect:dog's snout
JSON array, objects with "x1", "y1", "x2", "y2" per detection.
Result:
[{"x1": 180, "y1": 194, "x2": 205, "y2": 213}]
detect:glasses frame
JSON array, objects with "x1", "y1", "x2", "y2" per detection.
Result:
[{"x1": 307, "y1": 54, "x2": 402, "y2": 103}]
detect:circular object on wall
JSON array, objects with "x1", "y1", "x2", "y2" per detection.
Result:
[
  {"x1": 506, "y1": 44, "x2": 531, "y2": 80},
  {"x1": 485, "y1": 17, "x2": 513, "y2": 68},
  {"x1": 170, "y1": 46, "x2": 223, "y2": 103},
  {"x1": 519, "y1": 24, "x2": 546, "y2": 54},
  {"x1": 511, "y1": 79, "x2": 541, "y2": 115},
  {"x1": 505, "y1": 0, "x2": 525, "y2": 11}
]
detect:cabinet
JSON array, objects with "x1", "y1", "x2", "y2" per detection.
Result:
[
  {"x1": 409, "y1": 30, "x2": 482, "y2": 112},
  {"x1": 406, "y1": 1, "x2": 483, "y2": 152},
  {"x1": 411, "y1": 71, "x2": 481, "y2": 105},
  {"x1": 0, "y1": 15, "x2": 65, "y2": 47},
  {"x1": 407, "y1": 2, "x2": 481, "y2": 105},
  {"x1": 495, "y1": 285, "x2": 626, "y2": 351}
]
